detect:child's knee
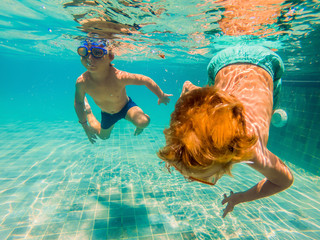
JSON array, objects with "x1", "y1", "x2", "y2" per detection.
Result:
[
  {"x1": 98, "y1": 132, "x2": 111, "y2": 140},
  {"x1": 99, "y1": 135, "x2": 110, "y2": 140},
  {"x1": 135, "y1": 114, "x2": 150, "y2": 128}
]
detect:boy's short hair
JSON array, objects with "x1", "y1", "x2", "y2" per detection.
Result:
[
  {"x1": 157, "y1": 87, "x2": 257, "y2": 179},
  {"x1": 83, "y1": 38, "x2": 109, "y2": 48}
]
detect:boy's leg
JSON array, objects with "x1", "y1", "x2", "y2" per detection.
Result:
[
  {"x1": 84, "y1": 97, "x2": 114, "y2": 139},
  {"x1": 125, "y1": 106, "x2": 150, "y2": 136},
  {"x1": 99, "y1": 125, "x2": 115, "y2": 140}
]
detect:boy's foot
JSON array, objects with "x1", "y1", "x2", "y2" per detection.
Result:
[{"x1": 134, "y1": 127, "x2": 144, "y2": 136}]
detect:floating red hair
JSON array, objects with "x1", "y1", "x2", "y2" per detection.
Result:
[{"x1": 158, "y1": 86, "x2": 257, "y2": 177}]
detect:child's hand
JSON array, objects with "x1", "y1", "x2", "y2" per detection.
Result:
[
  {"x1": 158, "y1": 93, "x2": 173, "y2": 105},
  {"x1": 180, "y1": 81, "x2": 200, "y2": 97},
  {"x1": 180, "y1": 81, "x2": 191, "y2": 97},
  {"x1": 221, "y1": 190, "x2": 242, "y2": 218}
]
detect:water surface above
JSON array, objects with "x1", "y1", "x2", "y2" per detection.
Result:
[{"x1": 1, "y1": 0, "x2": 320, "y2": 79}]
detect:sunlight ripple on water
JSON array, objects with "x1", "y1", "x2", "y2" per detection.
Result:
[{"x1": 0, "y1": 0, "x2": 319, "y2": 65}]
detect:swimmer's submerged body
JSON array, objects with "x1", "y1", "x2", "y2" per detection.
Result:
[
  {"x1": 158, "y1": 45, "x2": 293, "y2": 218},
  {"x1": 74, "y1": 40, "x2": 172, "y2": 143}
]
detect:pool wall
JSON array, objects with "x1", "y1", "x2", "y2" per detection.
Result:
[{"x1": 268, "y1": 81, "x2": 320, "y2": 175}]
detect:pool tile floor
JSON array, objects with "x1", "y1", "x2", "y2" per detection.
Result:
[{"x1": 0, "y1": 121, "x2": 319, "y2": 240}]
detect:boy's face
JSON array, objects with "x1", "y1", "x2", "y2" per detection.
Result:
[
  {"x1": 79, "y1": 44, "x2": 112, "y2": 72},
  {"x1": 179, "y1": 162, "x2": 223, "y2": 186}
]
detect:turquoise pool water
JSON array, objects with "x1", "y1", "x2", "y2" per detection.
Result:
[
  {"x1": 0, "y1": 121, "x2": 319, "y2": 240},
  {"x1": 1, "y1": 0, "x2": 320, "y2": 239}
]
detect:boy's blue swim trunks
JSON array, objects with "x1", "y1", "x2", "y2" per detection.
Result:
[
  {"x1": 101, "y1": 97, "x2": 137, "y2": 129},
  {"x1": 207, "y1": 45, "x2": 284, "y2": 107}
]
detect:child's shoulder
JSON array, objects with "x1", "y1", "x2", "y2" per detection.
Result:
[
  {"x1": 114, "y1": 68, "x2": 133, "y2": 79},
  {"x1": 76, "y1": 72, "x2": 89, "y2": 84}
]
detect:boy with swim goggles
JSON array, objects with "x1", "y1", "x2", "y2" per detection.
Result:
[{"x1": 77, "y1": 40, "x2": 108, "y2": 58}]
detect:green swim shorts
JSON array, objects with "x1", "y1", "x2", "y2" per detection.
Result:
[{"x1": 207, "y1": 45, "x2": 284, "y2": 108}]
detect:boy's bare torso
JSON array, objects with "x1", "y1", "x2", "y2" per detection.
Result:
[
  {"x1": 214, "y1": 63, "x2": 291, "y2": 180},
  {"x1": 215, "y1": 64, "x2": 274, "y2": 144},
  {"x1": 80, "y1": 68, "x2": 130, "y2": 113}
]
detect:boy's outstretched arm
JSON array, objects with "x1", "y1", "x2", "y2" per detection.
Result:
[
  {"x1": 74, "y1": 78, "x2": 97, "y2": 144},
  {"x1": 221, "y1": 148, "x2": 294, "y2": 218},
  {"x1": 122, "y1": 72, "x2": 173, "y2": 105}
]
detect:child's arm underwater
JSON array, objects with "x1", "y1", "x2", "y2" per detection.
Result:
[
  {"x1": 222, "y1": 143, "x2": 294, "y2": 218},
  {"x1": 74, "y1": 77, "x2": 98, "y2": 144},
  {"x1": 121, "y1": 72, "x2": 173, "y2": 105}
]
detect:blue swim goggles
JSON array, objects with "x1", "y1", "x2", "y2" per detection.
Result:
[{"x1": 77, "y1": 41, "x2": 108, "y2": 58}]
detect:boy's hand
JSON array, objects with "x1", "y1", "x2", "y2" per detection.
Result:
[
  {"x1": 83, "y1": 125, "x2": 98, "y2": 144},
  {"x1": 221, "y1": 191, "x2": 242, "y2": 218},
  {"x1": 180, "y1": 81, "x2": 200, "y2": 97},
  {"x1": 158, "y1": 93, "x2": 173, "y2": 105},
  {"x1": 180, "y1": 81, "x2": 191, "y2": 97}
]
